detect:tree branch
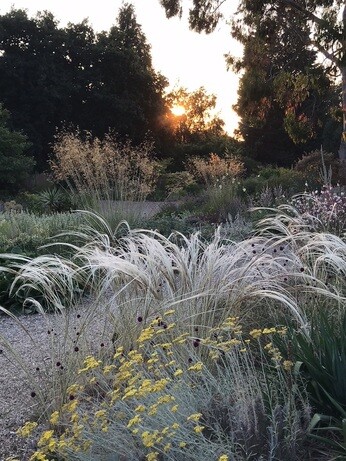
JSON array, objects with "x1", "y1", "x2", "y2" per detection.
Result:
[
  {"x1": 310, "y1": 40, "x2": 339, "y2": 66},
  {"x1": 277, "y1": 0, "x2": 341, "y2": 39}
]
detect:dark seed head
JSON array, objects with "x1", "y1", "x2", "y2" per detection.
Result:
[
  {"x1": 137, "y1": 316, "x2": 143, "y2": 323},
  {"x1": 193, "y1": 339, "x2": 200, "y2": 348},
  {"x1": 74, "y1": 347, "x2": 79, "y2": 352},
  {"x1": 31, "y1": 391, "x2": 36, "y2": 398},
  {"x1": 56, "y1": 361, "x2": 61, "y2": 367}
]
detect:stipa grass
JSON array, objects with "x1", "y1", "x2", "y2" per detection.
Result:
[
  {"x1": 9, "y1": 220, "x2": 312, "y2": 355},
  {"x1": 20, "y1": 315, "x2": 311, "y2": 461},
  {"x1": 3, "y1": 207, "x2": 346, "y2": 460}
]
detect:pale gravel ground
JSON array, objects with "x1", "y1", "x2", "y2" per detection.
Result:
[{"x1": 0, "y1": 300, "x2": 114, "y2": 461}]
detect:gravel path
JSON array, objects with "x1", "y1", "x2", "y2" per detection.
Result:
[{"x1": 0, "y1": 301, "x2": 114, "y2": 461}]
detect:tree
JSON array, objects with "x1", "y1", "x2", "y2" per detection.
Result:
[
  {"x1": 0, "y1": 9, "x2": 68, "y2": 169},
  {"x1": 159, "y1": 0, "x2": 346, "y2": 161},
  {"x1": 165, "y1": 86, "x2": 225, "y2": 143},
  {"x1": 90, "y1": 3, "x2": 168, "y2": 142},
  {"x1": 0, "y1": 104, "x2": 34, "y2": 194},
  {"x1": 158, "y1": 86, "x2": 231, "y2": 169},
  {"x1": 230, "y1": 14, "x2": 340, "y2": 165},
  {"x1": 0, "y1": 5, "x2": 168, "y2": 169}
]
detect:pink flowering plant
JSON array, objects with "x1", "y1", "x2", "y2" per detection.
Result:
[{"x1": 290, "y1": 184, "x2": 346, "y2": 236}]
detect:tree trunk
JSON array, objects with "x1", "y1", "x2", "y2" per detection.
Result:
[
  {"x1": 339, "y1": 0, "x2": 346, "y2": 184},
  {"x1": 339, "y1": 66, "x2": 346, "y2": 162},
  {"x1": 339, "y1": 2, "x2": 346, "y2": 180}
]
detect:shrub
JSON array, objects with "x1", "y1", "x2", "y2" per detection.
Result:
[
  {"x1": 187, "y1": 152, "x2": 244, "y2": 187},
  {"x1": 0, "y1": 103, "x2": 35, "y2": 194},
  {"x1": 294, "y1": 149, "x2": 343, "y2": 186},
  {"x1": 243, "y1": 167, "x2": 306, "y2": 199},
  {"x1": 290, "y1": 185, "x2": 346, "y2": 236},
  {"x1": 0, "y1": 211, "x2": 86, "y2": 253},
  {"x1": 36, "y1": 187, "x2": 74, "y2": 213},
  {"x1": 155, "y1": 171, "x2": 197, "y2": 200}
]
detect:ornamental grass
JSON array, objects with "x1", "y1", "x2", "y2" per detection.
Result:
[{"x1": 1, "y1": 206, "x2": 345, "y2": 460}]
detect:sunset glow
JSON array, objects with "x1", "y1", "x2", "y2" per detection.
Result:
[{"x1": 171, "y1": 105, "x2": 186, "y2": 116}]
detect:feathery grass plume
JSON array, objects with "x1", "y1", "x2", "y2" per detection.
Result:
[
  {"x1": 8, "y1": 210, "x2": 314, "y2": 341},
  {"x1": 3, "y1": 205, "x2": 346, "y2": 459},
  {"x1": 50, "y1": 130, "x2": 159, "y2": 226},
  {"x1": 187, "y1": 153, "x2": 244, "y2": 187}
]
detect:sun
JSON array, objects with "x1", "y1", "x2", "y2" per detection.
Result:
[{"x1": 171, "y1": 105, "x2": 186, "y2": 116}]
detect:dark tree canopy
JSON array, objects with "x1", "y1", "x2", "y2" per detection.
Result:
[
  {"x1": 0, "y1": 4, "x2": 168, "y2": 169},
  {"x1": 159, "y1": 0, "x2": 346, "y2": 163},
  {"x1": 0, "y1": 103, "x2": 34, "y2": 193},
  {"x1": 230, "y1": 11, "x2": 341, "y2": 165}
]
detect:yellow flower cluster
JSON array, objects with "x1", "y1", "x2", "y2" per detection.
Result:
[
  {"x1": 25, "y1": 312, "x2": 225, "y2": 460},
  {"x1": 188, "y1": 361, "x2": 203, "y2": 372},
  {"x1": 17, "y1": 421, "x2": 38, "y2": 437},
  {"x1": 250, "y1": 326, "x2": 287, "y2": 339},
  {"x1": 202, "y1": 318, "x2": 246, "y2": 357},
  {"x1": 78, "y1": 355, "x2": 102, "y2": 373},
  {"x1": 187, "y1": 413, "x2": 202, "y2": 422}
]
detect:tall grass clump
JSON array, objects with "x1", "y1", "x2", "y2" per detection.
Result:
[
  {"x1": 187, "y1": 153, "x2": 245, "y2": 187},
  {"x1": 50, "y1": 130, "x2": 159, "y2": 224},
  {"x1": 10, "y1": 212, "x2": 317, "y2": 342},
  {"x1": 187, "y1": 153, "x2": 246, "y2": 221}
]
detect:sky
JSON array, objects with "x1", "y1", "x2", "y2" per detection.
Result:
[{"x1": 0, "y1": 0, "x2": 242, "y2": 134}]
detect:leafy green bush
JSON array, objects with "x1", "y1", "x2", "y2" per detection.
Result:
[
  {"x1": 294, "y1": 150, "x2": 343, "y2": 186},
  {"x1": 0, "y1": 211, "x2": 86, "y2": 254},
  {"x1": 243, "y1": 167, "x2": 306, "y2": 198},
  {"x1": 0, "y1": 103, "x2": 35, "y2": 194},
  {"x1": 153, "y1": 171, "x2": 197, "y2": 200}
]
